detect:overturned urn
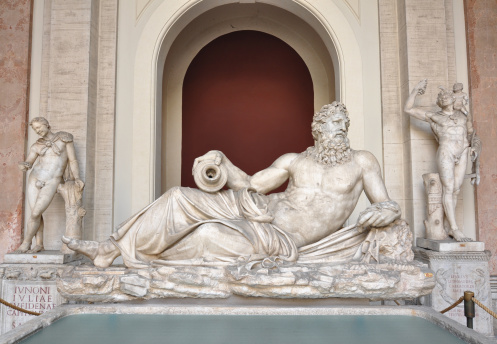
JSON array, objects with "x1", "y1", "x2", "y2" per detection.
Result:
[{"x1": 193, "y1": 159, "x2": 228, "y2": 192}]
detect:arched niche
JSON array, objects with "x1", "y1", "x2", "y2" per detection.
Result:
[
  {"x1": 129, "y1": 0, "x2": 366, "y2": 213},
  {"x1": 161, "y1": 3, "x2": 335, "y2": 191}
]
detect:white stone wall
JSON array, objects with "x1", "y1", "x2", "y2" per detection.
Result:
[
  {"x1": 27, "y1": 0, "x2": 118, "y2": 247},
  {"x1": 25, "y1": 0, "x2": 474, "y2": 245}
]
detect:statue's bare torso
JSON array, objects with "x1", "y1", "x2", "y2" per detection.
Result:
[
  {"x1": 29, "y1": 139, "x2": 69, "y2": 184},
  {"x1": 429, "y1": 111, "x2": 469, "y2": 161},
  {"x1": 265, "y1": 151, "x2": 381, "y2": 247}
]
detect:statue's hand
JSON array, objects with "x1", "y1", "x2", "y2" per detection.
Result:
[
  {"x1": 18, "y1": 161, "x2": 31, "y2": 172},
  {"x1": 192, "y1": 150, "x2": 224, "y2": 173},
  {"x1": 415, "y1": 79, "x2": 428, "y2": 95},
  {"x1": 75, "y1": 178, "x2": 85, "y2": 191},
  {"x1": 357, "y1": 202, "x2": 400, "y2": 228}
]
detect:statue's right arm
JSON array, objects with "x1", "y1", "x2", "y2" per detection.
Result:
[
  {"x1": 248, "y1": 153, "x2": 298, "y2": 194},
  {"x1": 18, "y1": 146, "x2": 38, "y2": 171},
  {"x1": 404, "y1": 79, "x2": 429, "y2": 121}
]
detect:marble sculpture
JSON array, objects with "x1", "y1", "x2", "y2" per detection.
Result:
[
  {"x1": 64, "y1": 102, "x2": 409, "y2": 268},
  {"x1": 405, "y1": 80, "x2": 481, "y2": 242},
  {"x1": 16, "y1": 117, "x2": 84, "y2": 253},
  {"x1": 57, "y1": 102, "x2": 436, "y2": 301}
]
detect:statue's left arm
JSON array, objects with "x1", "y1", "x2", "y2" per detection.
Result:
[
  {"x1": 194, "y1": 150, "x2": 297, "y2": 193},
  {"x1": 356, "y1": 151, "x2": 401, "y2": 228},
  {"x1": 66, "y1": 141, "x2": 84, "y2": 190}
]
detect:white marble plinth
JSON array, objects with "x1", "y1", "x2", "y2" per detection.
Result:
[
  {"x1": 416, "y1": 249, "x2": 493, "y2": 336},
  {"x1": 0, "y1": 262, "x2": 68, "y2": 335},
  {"x1": 417, "y1": 238, "x2": 485, "y2": 252},
  {"x1": 57, "y1": 261, "x2": 435, "y2": 303},
  {"x1": 3, "y1": 251, "x2": 81, "y2": 264}
]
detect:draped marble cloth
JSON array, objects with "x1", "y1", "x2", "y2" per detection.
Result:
[{"x1": 110, "y1": 187, "x2": 368, "y2": 269}]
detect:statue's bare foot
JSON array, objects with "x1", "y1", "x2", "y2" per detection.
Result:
[
  {"x1": 62, "y1": 236, "x2": 99, "y2": 260},
  {"x1": 27, "y1": 245, "x2": 44, "y2": 253},
  {"x1": 448, "y1": 229, "x2": 473, "y2": 242},
  {"x1": 61, "y1": 236, "x2": 119, "y2": 268},
  {"x1": 13, "y1": 242, "x2": 30, "y2": 253}
]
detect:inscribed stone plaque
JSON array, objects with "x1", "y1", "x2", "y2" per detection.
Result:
[
  {"x1": 416, "y1": 249, "x2": 493, "y2": 336},
  {"x1": 0, "y1": 280, "x2": 62, "y2": 334}
]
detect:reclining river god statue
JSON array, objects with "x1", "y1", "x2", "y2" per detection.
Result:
[
  {"x1": 64, "y1": 102, "x2": 411, "y2": 269},
  {"x1": 58, "y1": 102, "x2": 435, "y2": 301}
]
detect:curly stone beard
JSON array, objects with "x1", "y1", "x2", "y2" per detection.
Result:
[{"x1": 305, "y1": 133, "x2": 352, "y2": 166}]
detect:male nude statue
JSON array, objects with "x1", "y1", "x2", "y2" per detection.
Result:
[
  {"x1": 405, "y1": 80, "x2": 477, "y2": 242},
  {"x1": 16, "y1": 117, "x2": 84, "y2": 253},
  {"x1": 64, "y1": 102, "x2": 401, "y2": 268}
]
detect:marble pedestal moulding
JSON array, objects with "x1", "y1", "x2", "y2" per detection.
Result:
[
  {"x1": 58, "y1": 102, "x2": 435, "y2": 301},
  {"x1": 416, "y1": 249, "x2": 493, "y2": 336},
  {"x1": 0, "y1": 257, "x2": 70, "y2": 335}
]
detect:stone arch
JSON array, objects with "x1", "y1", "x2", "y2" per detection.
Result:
[
  {"x1": 160, "y1": 3, "x2": 335, "y2": 191},
  {"x1": 130, "y1": 0, "x2": 365, "y2": 212}
]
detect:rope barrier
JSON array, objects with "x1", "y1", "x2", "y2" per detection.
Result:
[
  {"x1": 439, "y1": 291, "x2": 497, "y2": 330},
  {"x1": 472, "y1": 297, "x2": 497, "y2": 319},
  {"x1": 440, "y1": 296, "x2": 464, "y2": 314},
  {"x1": 0, "y1": 297, "x2": 41, "y2": 316}
]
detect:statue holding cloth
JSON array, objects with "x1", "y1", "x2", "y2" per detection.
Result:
[{"x1": 64, "y1": 102, "x2": 406, "y2": 268}]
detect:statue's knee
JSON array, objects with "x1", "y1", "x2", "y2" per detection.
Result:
[
  {"x1": 196, "y1": 223, "x2": 220, "y2": 240},
  {"x1": 454, "y1": 188, "x2": 461, "y2": 196},
  {"x1": 30, "y1": 211, "x2": 42, "y2": 219},
  {"x1": 442, "y1": 186, "x2": 454, "y2": 195},
  {"x1": 165, "y1": 186, "x2": 182, "y2": 197}
]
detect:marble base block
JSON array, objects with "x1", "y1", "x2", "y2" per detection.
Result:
[
  {"x1": 417, "y1": 238, "x2": 485, "y2": 252},
  {"x1": 0, "y1": 262, "x2": 75, "y2": 335},
  {"x1": 3, "y1": 251, "x2": 82, "y2": 264},
  {"x1": 57, "y1": 261, "x2": 435, "y2": 303},
  {"x1": 416, "y1": 248, "x2": 493, "y2": 336}
]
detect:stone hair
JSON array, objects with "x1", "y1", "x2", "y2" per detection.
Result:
[
  {"x1": 311, "y1": 101, "x2": 350, "y2": 141},
  {"x1": 436, "y1": 87, "x2": 455, "y2": 108},
  {"x1": 30, "y1": 117, "x2": 50, "y2": 128}
]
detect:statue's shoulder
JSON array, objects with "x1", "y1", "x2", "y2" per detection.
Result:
[
  {"x1": 352, "y1": 150, "x2": 380, "y2": 169},
  {"x1": 273, "y1": 152, "x2": 300, "y2": 169},
  {"x1": 56, "y1": 131, "x2": 73, "y2": 143}
]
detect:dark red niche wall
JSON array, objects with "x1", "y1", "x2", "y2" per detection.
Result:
[{"x1": 182, "y1": 30, "x2": 314, "y2": 192}]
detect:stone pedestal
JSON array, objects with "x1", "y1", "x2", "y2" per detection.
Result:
[
  {"x1": 3, "y1": 251, "x2": 82, "y2": 265},
  {"x1": 416, "y1": 247, "x2": 493, "y2": 336},
  {"x1": 0, "y1": 253, "x2": 82, "y2": 335},
  {"x1": 417, "y1": 238, "x2": 486, "y2": 252}
]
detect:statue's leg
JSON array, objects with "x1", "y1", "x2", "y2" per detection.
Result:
[
  {"x1": 437, "y1": 151, "x2": 459, "y2": 234},
  {"x1": 160, "y1": 223, "x2": 256, "y2": 261},
  {"x1": 449, "y1": 150, "x2": 472, "y2": 242},
  {"x1": 27, "y1": 217, "x2": 45, "y2": 253},
  {"x1": 62, "y1": 237, "x2": 120, "y2": 268},
  {"x1": 14, "y1": 180, "x2": 41, "y2": 253},
  {"x1": 15, "y1": 179, "x2": 59, "y2": 253}
]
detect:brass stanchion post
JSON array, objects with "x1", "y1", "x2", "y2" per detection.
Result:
[{"x1": 464, "y1": 291, "x2": 475, "y2": 329}]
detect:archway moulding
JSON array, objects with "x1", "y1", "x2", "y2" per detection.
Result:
[
  {"x1": 161, "y1": 3, "x2": 336, "y2": 192},
  {"x1": 126, "y1": 0, "x2": 370, "y2": 218}
]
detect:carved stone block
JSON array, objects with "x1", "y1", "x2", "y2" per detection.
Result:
[
  {"x1": 57, "y1": 261, "x2": 435, "y2": 303},
  {"x1": 0, "y1": 263, "x2": 72, "y2": 335},
  {"x1": 416, "y1": 249, "x2": 493, "y2": 336}
]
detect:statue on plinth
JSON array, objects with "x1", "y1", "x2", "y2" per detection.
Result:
[
  {"x1": 15, "y1": 117, "x2": 85, "y2": 253},
  {"x1": 405, "y1": 80, "x2": 481, "y2": 242},
  {"x1": 64, "y1": 102, "x2": 410, "y2": 269}
]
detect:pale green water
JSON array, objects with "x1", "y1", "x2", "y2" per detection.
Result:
[{"x1": 19, "y1": 314, "x2": 468, "y2": 344}]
